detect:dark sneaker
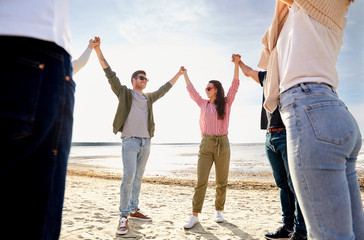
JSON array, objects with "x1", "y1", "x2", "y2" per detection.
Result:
[
  {"x1": 265, "y1": 226, "x2": 292, "y2": 239},
  {"x1": 289, "y1": 233, "x2": 307, "y2": 240},
  {"x1": 129, "y1": 209, "x2": 152, "y2": 222},
  {"x1": 116, "y1": 217, "x2": 128, "y2": 235}
]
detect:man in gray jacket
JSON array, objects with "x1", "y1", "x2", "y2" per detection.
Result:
[{"x1": 94, "y1": 37, "x2": 183, "y2": 235}]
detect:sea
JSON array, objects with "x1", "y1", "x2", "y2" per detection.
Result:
[{"x1": 68, "y1": 141, "x2": 364, "y2": 179}]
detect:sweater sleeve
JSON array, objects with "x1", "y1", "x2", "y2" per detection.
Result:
[{"x1": 72, "y1": 47, "x2": 92, "y2": 75}]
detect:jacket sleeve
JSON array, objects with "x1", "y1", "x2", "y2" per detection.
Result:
[
  {"x1": 146, "y1": 82, "x2": 172, "y2": 103},
  {"x1": 103, "y1": 67, "x2": 126, "y2": 97}
]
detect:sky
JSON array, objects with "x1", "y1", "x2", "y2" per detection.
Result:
[{"x1": 70, "y1": 0, "x2": 364, "y2": 144}]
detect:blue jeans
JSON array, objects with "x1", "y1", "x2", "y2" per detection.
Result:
[
  {"x1": 280, "y1": 83, "x2": 364, "y2": 240},
  {"x1": 0, "y1": 37, "x2": 75, "y2": 239},
  {"x1": 120, "y1": 137, "x2": 151, "y2": 216},
  {"x1": 266, "y1": 129, "x2": 306, "y2": 237}
]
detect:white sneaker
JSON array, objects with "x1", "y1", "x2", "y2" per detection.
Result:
[
  {"x1": 116, "y1": 217, "x2": 128, "y2": 235},
  {"x1": 215, "y1": 211, "x2": 224, "y2": 223},
  {"x1": 183, "y1": 215, "x2": 199, "y2": 229}
]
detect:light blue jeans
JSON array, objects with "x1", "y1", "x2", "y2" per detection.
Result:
[
  {"x1": 119, "y1": 137, "x2": 151, "y2": 217},
  {"x1": 279, "y1": 83, "x2": 364, "y2": 240}
]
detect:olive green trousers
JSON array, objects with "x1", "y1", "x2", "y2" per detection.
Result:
[{"x1": 192, "y1": 135, "x2": 230, "y2": 213}]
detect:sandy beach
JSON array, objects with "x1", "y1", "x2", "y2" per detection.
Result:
[{"x1": 60, "y1": 167, "x2": 364, "y2": 240}]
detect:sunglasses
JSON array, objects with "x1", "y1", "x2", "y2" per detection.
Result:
[
  {"x1": 206, "y1": 86, "x2": 217, "y2": 91},
  {"x1": 135, "y1": 76, "x2": 149, "y2": 82}
]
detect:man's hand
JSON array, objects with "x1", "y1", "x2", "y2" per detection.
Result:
[
  {"x1": 232, "y1": 54, "x2": 241, "y2": 65},
  {"x1": 87, "y1": 38, "x2": 98, "y2": 49},
  {"x1": 179, "y1": 66, "x2": 187, "y2": 75},
  {"x1": 93, "y1": 37, "x2": 109, "y2": 69},
  {"x1": 93, "y1": 37, "x2": 101, "y2": 50},
  {"x1": 235, "y1": 53, "x2": 260, "y2": 83}
]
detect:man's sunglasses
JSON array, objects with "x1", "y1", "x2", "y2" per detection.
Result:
[
  {"x1": 134, "y1": 76, "x2": 149, "y2": 82},
  {"x1": 206, "y1": 86, "x2": 217, "y2": 91}
]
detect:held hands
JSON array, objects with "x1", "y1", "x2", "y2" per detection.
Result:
[
  {"x1": 94, "y1": 36, "x2": 101, "y2": 48},
  {"x1": 179, "y1": 66, "x2": 191, "y2": 85},
  {"x1": 88, "y1": 37, "x2": 100, "y2": 49},
  {"x1": 231, "y1": 54, "x2": 241, "y2": 65},
  {"x1": 88, "y1": 37, "x2": 101, "y2": 50},
  {"x1": 179, "y1": 66, "x2": 187, "y2": 76},
  {"x1": 91, "y1": 36, "x2": 101, "y2": 51}
]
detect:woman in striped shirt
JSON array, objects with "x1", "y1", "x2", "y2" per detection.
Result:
[{"x1": 182, "y1": 54, "x2": 240, "y2": 229}]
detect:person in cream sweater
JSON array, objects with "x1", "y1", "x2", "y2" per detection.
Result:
[{"x1": 259, "y1": 1, "x2": 363, "y2": 239}]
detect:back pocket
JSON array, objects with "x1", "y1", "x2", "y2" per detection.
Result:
[
  {"x1": 0, "y1": 56, "x2": 44, "y2": 140},
  {"x1": 305, "y1": 101, "x2": 353, "y2": 145}
]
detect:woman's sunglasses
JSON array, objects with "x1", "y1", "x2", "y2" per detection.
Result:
[
  {"x1": 135, "y1": 76, "x2": 149, "y2": 82},
  {"x1": 206, "y1": 86, "x2": 217, "y2": 91}
]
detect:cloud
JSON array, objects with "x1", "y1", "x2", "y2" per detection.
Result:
[
  {"x1": 70, "y1": 0, "x2": 364, "y2": 143},
  {"x1": 116, "y1": 0, "x2": 213, "y2": 46}
]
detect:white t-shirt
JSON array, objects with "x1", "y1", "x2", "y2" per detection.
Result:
[
  {"x1": 0, "y1": 0, "x2": 71, "y2": 55},
  {"x1": 277, "y1": 2, "x2": 344, "y2": 93}
]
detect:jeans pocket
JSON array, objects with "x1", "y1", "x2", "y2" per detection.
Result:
[
  {"x1": 0, "y1": 56, "x2": 44, "y2": 140},
  {"x1": 305, "y1": 101, "x2": 354, "y2": 145}
]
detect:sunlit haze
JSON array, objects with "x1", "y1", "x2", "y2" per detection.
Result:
[{"x1": 70, "y1": 0, "x2": 364, "y2": 143}]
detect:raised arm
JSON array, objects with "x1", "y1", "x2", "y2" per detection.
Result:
[
  {"x1": 181, "y1": 66, "x2": 204, "y2": 107},
  {"x1": 72, "y1": 38, "x2": 98, "y2": 75},
  {"x1": 233, "y1": 54, "x2": 240, "y2": 80},
  {"x1": 93, "y1": 37, "x2": 124, "y2": 96},
  {"x1": 225, "y1": 54, "x2": 241, "y2": 104},
  {"x1": 147, "y1": 67, "x2": 184, "y2": 102},
  {"x1": 94, "y1": 37, "x2": 110, "y2": 69},
  {"x1": 236, "y1": 55, "x2": 260, "y2": 84},
  {"x1": 180, "y1": 66, "x2": 191, "y2": 86},
  {"x1": 168, "y1": 67, "x2": 184, "y2": 86}
]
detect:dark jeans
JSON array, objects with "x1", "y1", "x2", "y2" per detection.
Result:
[
  {"x1": 265, "y1": 129, "x2": 307, "y2": 237},
  {"x1": 0, "y1": 37, "x2": 75, "y2": 239}
]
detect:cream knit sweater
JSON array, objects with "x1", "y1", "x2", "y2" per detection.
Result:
[{"x1": 258, "y1": 0, "x2": 353, "y2": 113}]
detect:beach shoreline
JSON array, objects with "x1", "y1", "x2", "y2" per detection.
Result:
[
  {"x1": 67, "y1": 163, "x2": 364, "y2": 191},
  {"x1": 61, "y1": 171, "x2": 364, "y2": 240}
]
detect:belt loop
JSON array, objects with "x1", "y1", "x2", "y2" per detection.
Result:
[{"x1": 300, "y1": 83, "x2": 310, "y2": 92}]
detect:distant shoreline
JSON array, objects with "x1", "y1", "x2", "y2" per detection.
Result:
[{"x1": 66, "y1": 166, "x2": 364, "y2": 191}]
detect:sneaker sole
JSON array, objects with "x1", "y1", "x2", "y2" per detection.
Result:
[
  {"x1": 215, "y1": 219, "x2": 224, "y2": 223},
  {"x1": 183, "y1": 222, "x2": 199, "y2": 229},
  {"x1": 129, "y1": 216, "x2": 152, "y2": 222},
  {"x1": 183, "y1": 224, "x2": 196, "y2": 229},
  {"x1": 264, "y1": 237, "x2": 289, "y2": 240},
  {"x1": 116, "y1": 229, "x2": 128, "y2": 235}
]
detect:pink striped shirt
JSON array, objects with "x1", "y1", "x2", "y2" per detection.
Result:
[{"x1": 187, "y1": 78, "x2": 239, "y2": 136}]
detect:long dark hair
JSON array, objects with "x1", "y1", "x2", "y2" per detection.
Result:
[{"x1": 209, "y1": 80, "x2": 226, "y2": 120}]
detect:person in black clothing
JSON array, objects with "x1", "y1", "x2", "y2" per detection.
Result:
[{"x1": 236, "y1": 56, "x2": 307, "y2": 240}]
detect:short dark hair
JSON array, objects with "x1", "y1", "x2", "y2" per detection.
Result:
[{"x1": 131, "y1": 70, "x2": 146, "y2": 84}]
